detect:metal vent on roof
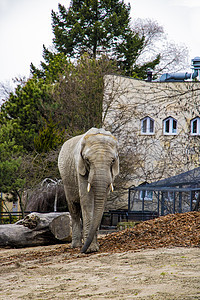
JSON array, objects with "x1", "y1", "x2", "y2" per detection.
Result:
[{"x1": 159, "y1": 57, "x2": 200, "y2": 82}]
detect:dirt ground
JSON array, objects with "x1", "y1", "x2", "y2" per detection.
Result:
[{"x1": 0, "y1": 243, "x2": 200, "y2": 300}]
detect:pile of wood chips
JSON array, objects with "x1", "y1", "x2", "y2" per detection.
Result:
[{"x1": 98, "y1": 211, "x2": 200, "y2": 253}]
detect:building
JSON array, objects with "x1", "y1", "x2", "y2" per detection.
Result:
[
  {"x1": 0, "y1": 193, "x2": 19, "y2": 223},
  {"x1": 103, "y1": 60, "x2": 200, "y2": 209}
]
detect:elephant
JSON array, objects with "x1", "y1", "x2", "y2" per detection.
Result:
[{"x1": 58, "y1": 128, "x2": 119, "y2": 253}]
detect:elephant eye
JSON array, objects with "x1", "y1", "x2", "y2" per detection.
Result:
[
  {"x1": 85, "y1": 157, "x2": 90, "y2": 165},
  {"x1": 111, "y1": 158, "x2": 115, "y2": 165}
]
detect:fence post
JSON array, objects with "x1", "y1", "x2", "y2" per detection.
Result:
[
  {"x1": 142, "y1": 193, "x2": 145, "y2": 220},
  {"x1": 190, "y1": 191, "x2": 193, "y2": 211},
  {"x1": 173, "y1": 192, "x2": 176, "y2": 214},
  {"x1": 161, "y1": 192, "x2": 165, "y2": 216},
  {"x1": 157, "y1": 192, "x2": 160, "y2": 217},
  {"x1": 0, "y1": 193, "x2": 3, "y2": 224},
  {"x1": 178, "y1": 192, "x2": 182, "y2": 213},
  {"x1": 128, "y1": 189, "x2": 131, "y2": 212}
]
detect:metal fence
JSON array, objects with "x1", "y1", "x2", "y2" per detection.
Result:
[
  {"x1": 1, "y1": 209, "x2": 159, "y2": 227},
  {"x1": 128, "y1": 186, "x2": 200, "y2": 218}
]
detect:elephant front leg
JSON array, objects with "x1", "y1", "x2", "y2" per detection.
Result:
[
  {"x1": 71, "y1": 217, "x2": 82, "y2": 248},
  {"x1": 68, "y1": 201, "x2": 82, "y2": 248},
  {"x1": 81, "y1": 199, "x2": 99, "y2": 253}
]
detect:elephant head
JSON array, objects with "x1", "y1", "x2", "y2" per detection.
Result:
[{"x1": 77, "y1": 129, "x2": 119, "y2": 253}]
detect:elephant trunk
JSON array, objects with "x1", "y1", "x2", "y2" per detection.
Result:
[{"x1": 81, "y1": 174, "x2": 110, "y2": 253}]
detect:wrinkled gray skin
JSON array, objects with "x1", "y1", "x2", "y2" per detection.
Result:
[{"x1": 58, "y1": 128, "x2": 119, "y2": 253}]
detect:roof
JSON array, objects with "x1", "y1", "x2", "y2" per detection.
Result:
[
  {"x1": 148, "y1": 167, "x2": 200, "y2": 187},
  {"x1": 130, "y1": 167, "x2": 200, "y2": 192}
]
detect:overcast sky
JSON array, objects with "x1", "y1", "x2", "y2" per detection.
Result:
[{"x1": 0, "y1": 0, "x2": 200, "y2": 85}]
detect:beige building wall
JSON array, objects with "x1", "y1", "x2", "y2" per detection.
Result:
[
  {"x1": 103, "y1": 75, "x2": 200, "y2": 208},
  {"x1": 0, "y1": 193, "x2": 19, "y2": 214}
]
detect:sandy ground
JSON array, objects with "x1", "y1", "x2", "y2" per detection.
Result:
[{"x1": 0, "y1": 244, "x2": 200, "y2": 300}]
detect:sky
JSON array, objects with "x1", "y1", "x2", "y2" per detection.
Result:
[{"x1": 0, "y1": 0, "x2": 200, "y2": 87}]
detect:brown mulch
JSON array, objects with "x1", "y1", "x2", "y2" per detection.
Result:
[{"x1": 99, "y1": 211, "x2": 200, "y2": 253}]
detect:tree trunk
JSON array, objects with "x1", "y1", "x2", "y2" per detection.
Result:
[{"x1": 0, "y1": 212, "x2": 72, "y2": 248}]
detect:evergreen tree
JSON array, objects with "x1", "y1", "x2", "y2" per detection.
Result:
[
  {"x1": 0, "y1": 77, "x2": 52, "y2": 151},
  {"x1": 51, "y1": 0, "x2": 133, "y2": 58},
  {"x1": 0, "y1": 122, "x2": 25, "y2": 194},
  {"x1": 34, "y1": 118, "x2": 65, "y2": 153},
  {"x1": 31, "y1": 0, "x2": 159, "y2": 78},
  {"x1": 31, "y1": 50, "x2": 69, "y2": 82}
]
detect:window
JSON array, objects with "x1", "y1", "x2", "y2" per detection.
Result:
[
  {"x1": 164, "y1": 191, "x2": 174, "y2": 202},
  {"x1": 163, "y1": 117, "x2": 177, "y2": 135},
  {"x1": 191, "y1": 117, "x2": 200, "y2": 135},
  {"x1": 139, "y1": 190, "x2": 153, "y2": 201},
  {"x1": 141, "y1": 117, "x2": 154, "y2": 134}
]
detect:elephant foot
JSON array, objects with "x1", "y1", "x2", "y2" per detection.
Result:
[
  {"x1": 85, "y1": 242, "x2": 99, "y2": 253},
  {"x1": 71, "y1": 240, "x2": 82, "y2": 248}
]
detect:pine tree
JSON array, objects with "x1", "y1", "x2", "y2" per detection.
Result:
[
  {"x1": 51, "y1": 0, "x2": 133, "y2": 57},
  {"x1": 31, "y1": 0, "x2": 159, "y2": 78},
  {"x1": 0, "y1": 123, "x2": 25, "y2": 194},
  {"x1": 34, "y1": 119, "x2": 65, "y2": 153},
  {"x1": 0, "y1": 77, "x2": 52, "y2": 151}
]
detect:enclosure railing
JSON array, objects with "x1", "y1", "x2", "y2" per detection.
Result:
[{"x1": 128, "y1": 186, "x2": 200, "y2": 217}]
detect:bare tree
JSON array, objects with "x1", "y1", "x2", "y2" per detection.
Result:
[
  {"x1": 0, "y1": 81, "x2": 12, "y2": 106},
  {"x1": 132, "y1": 18, "x2": 189, "y2": 77}
]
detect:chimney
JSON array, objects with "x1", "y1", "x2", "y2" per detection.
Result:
[{"x1": 147, "y1": 68, "x2": 153, "y2": 82}]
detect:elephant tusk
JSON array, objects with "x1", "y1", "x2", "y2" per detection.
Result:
[
  {"x1": 87, "y1": 183, "x2": 91, "y2": 192},
  {"x1": 110, "y1": 183, "x2": 114, "y2": 192}
]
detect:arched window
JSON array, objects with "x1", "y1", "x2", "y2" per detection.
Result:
[
  {"x1": 141, "y1": 117, "x2": 154, "y2": 134},
  {"x1": 191, "y1": 117, "x2": 200, "y2": 135},
  {"x1": 163, "y1": 117, "x2": 177, "y2": 135}
]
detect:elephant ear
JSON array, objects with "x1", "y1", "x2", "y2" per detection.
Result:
[
  {"x1": 78, "y1": 154, "x2": 86, "y2": 176},
  {"x1": 78, "y1": 137, "x2": 87, "y2": 176},
  {"x1": 112, "y1": 156, "x2": 119, "y2": 177}
]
